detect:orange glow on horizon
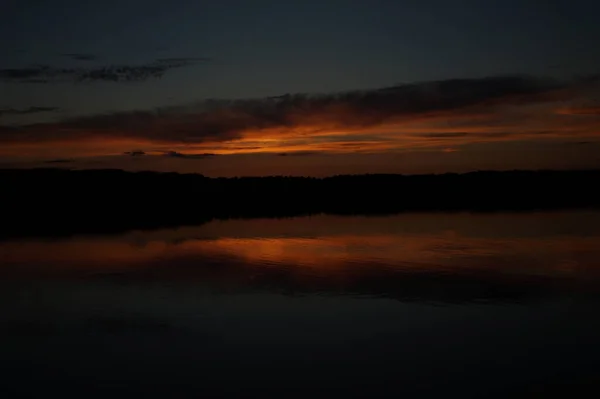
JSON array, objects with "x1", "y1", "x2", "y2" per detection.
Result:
[{"x1": 1, "y1": 99, "x2": 599, "y2": 162}]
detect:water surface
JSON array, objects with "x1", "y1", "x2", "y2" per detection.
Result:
[{"x1": 1, "y1": 211, "x2": 600, "y2": 397}]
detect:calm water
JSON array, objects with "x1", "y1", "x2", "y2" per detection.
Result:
[{"x1": 1, "y1": 211, "x2": 600, "y2": 397}]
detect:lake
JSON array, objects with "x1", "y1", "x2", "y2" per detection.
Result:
[{"x1": 1, "y1": 211, "x2": 600, "y2": 398}]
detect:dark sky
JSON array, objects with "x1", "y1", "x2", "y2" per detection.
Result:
[{"x1": 1, "y1": 0, "x2": 600, "y2": 175}]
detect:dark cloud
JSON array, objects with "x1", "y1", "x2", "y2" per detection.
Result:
[
  {"x1": 0, "y1": 125, "x2": 21, "y2": 134},
  {"x1": 164, "y1": 151, "x2": 217, "y2": 159},
  {"x1": 43, "y1": 158, "x2": 74, "y2": 164},
  {"x1": 224, "y1": 146, "x2": 264, "y2": 150},
  {"x1": 60, "y1": 53, "x2": 97, "y2": 61},
  {"x1": 337, "y1": 142, "x2": 372, "y2": 147},
  {"x1": 22, "y1": 79, "x2": 50, "y2": 84},
  {"x1": 0, "y1": 106, "x2": 60, "y2": 117},
  {"x1": 124, "y1": 151, "x2": 146, "y2": 156},
  {"x1": 557, "y1": 106, "x2": 600, "y2": 115},
  {"x1": 0, "y1": 65, "x2": 76, "y2": 82},
  {"x1": 277, "y1": 151, "x2": 320, "y2": 156},
  {"x1": 0, "y1": 74, "x2": 597, "y2": 147},
  {"x1": 155, "y1": 57, "x2": 210, "y2": 65},
  {"x1": 0, "y1": 57, "x2": 209, "y2": 83},
  {"x1": 419, "y1": 132, "x2": 470, "y2": 138},
  {"x1": 312, "y1": 134, "x2": 391, "y2": 143}
]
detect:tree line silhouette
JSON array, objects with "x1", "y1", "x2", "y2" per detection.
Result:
[{"x1": 2, "y1": 168, "x2": 600, "y2": 239}]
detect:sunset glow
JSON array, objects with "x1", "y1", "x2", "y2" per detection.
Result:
[{"x1": 2, "y1": 74, "x2": 599, "y2": 173}]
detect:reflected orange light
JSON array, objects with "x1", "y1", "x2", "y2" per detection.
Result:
[{"x1": 2, "y1": 231, "x2": 599, "y2": 278}]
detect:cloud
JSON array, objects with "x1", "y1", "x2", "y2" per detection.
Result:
[
  {"x1": 277, "y1": 151, "x2": 320, "y2": 156},
  {"x1": 43, "y1": 158, "x2": 74, "y2": 163},
  {"x1": 1, "y1": 74, "x2": 599, "y2": 158},
  {"x1": 566, "y1": 141, "x2": 595, "y2": 145},
  {"x1": 0, "y1": 57, "x2": 209, "y2": 83},
  {"x1": 0, "y1": 106, "x2": 60, "y2": 117},
  {"x1": 163, "y1": 151, "x2": 217, "y2": 159},
  {"x1": 60, "y1": 53, "x2": 97, "y2": 61},
  {"x1": 556, "y1": 106, "x2": 600, "y2": 115},
  {"x1": 155, "y1": 57, "x2": 210, "y2": 64},
  {"x1": 418, "y1": 132, "x2": 470, "y2": 138},
  {"x1": 124, "y1": 151, "x2": 146, "y2": 156}
]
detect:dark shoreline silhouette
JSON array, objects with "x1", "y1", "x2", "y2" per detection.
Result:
[{"x1": 3, "y1": 168, "x2": 600, "y2": 240}]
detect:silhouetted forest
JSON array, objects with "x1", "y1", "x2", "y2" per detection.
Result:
[{"x1": 2, "y1": 168, "x2": 600, "y2": 239}]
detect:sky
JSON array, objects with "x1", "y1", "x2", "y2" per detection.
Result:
[{"x1": 1, "y1": 0, "x2": 600, "y2": 176}]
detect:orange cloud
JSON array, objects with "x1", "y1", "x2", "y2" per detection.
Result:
[
  {"x1": 1, "y1": 74, "x2": 599, "y2": 161},
  {"x1": 556, "y1": 106, "x2": 600, "y2": 115}
]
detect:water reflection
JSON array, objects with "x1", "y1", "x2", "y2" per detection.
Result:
[
  {"x1": 1, "y1": 212, "x2": 600, "y2": 397},
  {"x1": 1, "y1": 211, "x2": 600, "y2": 304}
]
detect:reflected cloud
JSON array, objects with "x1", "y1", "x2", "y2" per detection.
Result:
[{"x1": 2, "y1": 212, "x2": 600, "y2": 304}]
